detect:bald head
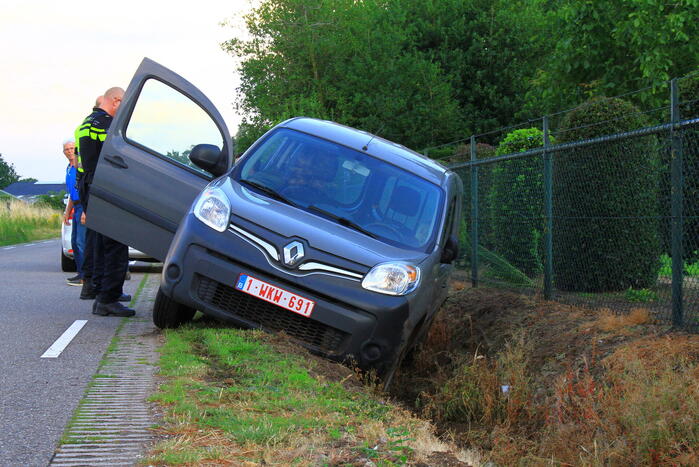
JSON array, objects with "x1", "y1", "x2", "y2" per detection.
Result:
[
  {"x1": 95, "y1": 95, "x2": 103, "y2": 107},
  {"x1": 100, "y1": 87, "x2": 124, "y2": 116}
]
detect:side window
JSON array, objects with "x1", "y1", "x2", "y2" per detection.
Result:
[{"x1": 125, "y1": 79, "x2": 224, "y2": 175}]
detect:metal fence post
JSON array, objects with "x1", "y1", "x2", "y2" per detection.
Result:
[
  {"x1": 670, "y1": 79, "x2": 684, "y2": 326},
  {"x1": 543, "y1": 116, "x2": 553, "y2": 299},
  {"x1": 470, "y1": 135, "x2": 479, "y2": 288}
]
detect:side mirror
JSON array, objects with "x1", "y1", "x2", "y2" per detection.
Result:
[
  {"x1": 440, "y1": 235, "x2": 459, "y2": 264},
  {"x1": 189, "y1": 144, "x2": 227, "y2": 177}
]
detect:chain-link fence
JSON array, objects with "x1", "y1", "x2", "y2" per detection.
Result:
[{"x1": 439, "y1": 75, "x2": 699, "y2": 331}]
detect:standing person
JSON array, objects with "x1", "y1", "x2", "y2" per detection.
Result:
[
  {"x1": 76, "y1": 87, "x2": 134, "y2": 317},
  {"x1": 62, "y1": 139, "x2": 85, "y2": 286}
]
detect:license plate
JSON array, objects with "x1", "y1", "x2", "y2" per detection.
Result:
[{"x1": 235, "y1": 273, "x2": 315, "y2": 318}]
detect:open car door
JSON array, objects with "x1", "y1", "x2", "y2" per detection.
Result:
[{"x1": 87, "y1": 58, "x2": 233, "y2": 260}]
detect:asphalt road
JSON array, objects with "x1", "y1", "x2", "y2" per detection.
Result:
[{"x1": 0, "y1": 238, "x2": 149, "y2": 466}]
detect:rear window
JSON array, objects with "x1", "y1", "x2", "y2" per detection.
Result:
[{"x1": 233, "y1": 128, "x2": 444, "y2": 251}]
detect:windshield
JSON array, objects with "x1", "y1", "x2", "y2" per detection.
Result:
[{"x1": 233, "y1": 128, "x2": 444, "y2": 251}]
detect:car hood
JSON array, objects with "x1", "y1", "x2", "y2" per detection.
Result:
[{"x1": 221, "y1": 178, "x2": 428, "y2": 268}]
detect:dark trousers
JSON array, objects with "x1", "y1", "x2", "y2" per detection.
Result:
[
  {"x1": 95, "y1": 232, "x2": 129, "y2": 303},
  {"x1": 79, "y1": 179, "x2": 128, "y2": 302},
  {"x1": 83, "y1": 227, "x2": 129, "y2": 303},
  {"x1": 83, "y1": 226, "x2": 97, "y2": 283}
]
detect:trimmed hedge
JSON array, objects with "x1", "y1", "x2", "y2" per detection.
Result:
[
  {"x1": 554, "y1": 97, "x2": 660, "y2": 292},
  {"x1": 489, "y1": 128, "x2": 550, "y2": 277}
]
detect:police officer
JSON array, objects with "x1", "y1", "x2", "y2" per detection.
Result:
[{"x1": 76, "y1": 86, "x2": 134, "y2": 317}]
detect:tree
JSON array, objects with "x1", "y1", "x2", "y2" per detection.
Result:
[
  {"x1": 401, "y1": 0, "x2": 553, "y2": 136},
  {"x1": 0, "y1": 153, "x2": 20, "y2": 189},
  {"x1": 526, "y1": 0, "x2": 699, "y2": 114},
  {"x1": 224, "y1": 0, "x2": 464, "y2": 153}
]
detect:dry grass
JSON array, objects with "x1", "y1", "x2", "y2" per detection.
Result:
[
  {"x1": 594, "y1": 307, "x2": 651, "y2": 333},
  {"x1": 393, "y1": 286, "x2": 699, "y2": 466},
  {"x1": 419, "y1": 330, "x2": 534, "y2": 431},
  {"x1": 0, "y1": 199, "x2": 61, "y2": 246}
]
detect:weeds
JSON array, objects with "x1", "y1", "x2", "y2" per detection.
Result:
[{"x1": 419, "y1": 330, "x2": 534, "y2": 430}]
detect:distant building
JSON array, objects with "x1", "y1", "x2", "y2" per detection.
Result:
[{"x1": 3, "y1": 182, "x2": 65, "y2": 203}]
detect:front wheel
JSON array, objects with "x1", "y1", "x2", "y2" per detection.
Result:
[{"x1": 152, "y1": 287, "x2": 196, "y2": 329}]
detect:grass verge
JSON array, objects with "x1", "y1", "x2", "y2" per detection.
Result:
[
  {"x1": 145, "y1": 323, "x2": 475, "y2": 466},
  {"x1": 0, "y1": 199, "x2": 61, "y2": 246}
]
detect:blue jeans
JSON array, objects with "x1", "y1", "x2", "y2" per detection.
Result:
[{"x1": 71, "y1": 203, "x2": 86, "y2": 276}]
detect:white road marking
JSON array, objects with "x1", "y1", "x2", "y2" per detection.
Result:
[
  {"x1": 41, "y1": 320, "x2": 88, "y2": 358},
  {"x1": 2, "y1": 246, "x2": 16, "y2": 250}
]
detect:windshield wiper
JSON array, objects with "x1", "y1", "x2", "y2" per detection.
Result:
[
  {"x1": 239, "y1": 179, "x2": 296, "y2": 207},
  {"x1": 307, "y1": 205, "x2": 377, "y2": 239}
]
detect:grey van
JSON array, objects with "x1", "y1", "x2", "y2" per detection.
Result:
[{"x1": 88, "y1": 58, "x2": 462, "y2": 385}]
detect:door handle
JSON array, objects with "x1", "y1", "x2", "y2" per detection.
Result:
[{"x1": 104, "y1": 155, "x2": 128, "y2": 169}]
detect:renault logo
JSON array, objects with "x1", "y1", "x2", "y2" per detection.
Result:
[{"x1": 283, "y1": 241, "x2": 304, "y2": 267}]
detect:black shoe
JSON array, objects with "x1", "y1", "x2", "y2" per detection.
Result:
[
  {"x1": 119, "y1": 293, "x2": 132, "y2": 302},
  {"x1": 66, "y1": 274, "x2": 81, "y2": 282},
  {"x1": 93, "y1": 301, "x2": 135, "y2": 317},
  {"x1": 80, "y1": 282, "x2": 96, "y2": 300},
  {"x1": 91, "y1": 300, "x2": 104, "y2": 315},
  {"x1": 67, "y1": 277, "x2": 83, "y2": 287}
]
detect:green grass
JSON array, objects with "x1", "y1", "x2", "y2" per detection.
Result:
[
  {"x1": 659, "y1": 253, "x2": 699, "y2": 278},
  {"x1": 624, "y1": 287, "x2": 659, "y2": 303},
  {"x1": 0, "y1": 200, "x2": 61, "y2": 246},
  {"x1": 145, "y1": 323, "x2": 447, "y2": 466}
]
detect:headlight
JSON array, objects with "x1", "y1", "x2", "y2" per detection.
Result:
[
  {"x1": 193, "y1": 187, "x2": 231, "y2": 232},
  {"x1": 361, "y1": 262, "x2": 420, "y2": 296}
]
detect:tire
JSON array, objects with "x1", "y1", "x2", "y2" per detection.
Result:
[
  {"x1": 152, "y1": 287, "x2": 196, "y2": 329},
  {"x1": 381, "y1": 320, "x2": 425, "y2": 391},
  {"x1": 61, "y1": 251, "x2": 77, "y2": 272}
]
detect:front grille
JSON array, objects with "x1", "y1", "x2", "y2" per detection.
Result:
[{"x1": 195, "y1": 275, "x2": 348, "y2": 353}]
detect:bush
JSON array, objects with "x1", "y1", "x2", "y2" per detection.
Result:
[
  {"x1": 426, "y1": 146, "x2": 456, "y2": 161},
  {"x1": 554, "y1": 97, "x2": 660, "y2": 292},
  {"x1": 34, "y1": 190, "x2": 66, "y2": 211},
  {"x1": 489, "y1": 128, "x2": 551, "y2": 277}
]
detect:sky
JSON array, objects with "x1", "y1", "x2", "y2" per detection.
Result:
[{"x1": 0, "y1": 0, "x2": 255, "y2": 182}]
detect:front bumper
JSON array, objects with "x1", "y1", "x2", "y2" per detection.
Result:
[{"x1": 161, "y1": 213, "x2": 410, "y2": 371}]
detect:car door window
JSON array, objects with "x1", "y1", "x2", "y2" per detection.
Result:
[{"x1": 125, "y1": 79, "x2": 224, "y2": 175}]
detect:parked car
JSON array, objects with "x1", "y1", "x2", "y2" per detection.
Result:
[
  {"x1": 86, "y1": 58, "x2": 462, "y2": 385},
  {"x1": 61, "y1": 203, "x2": 153, "y2": 272}
]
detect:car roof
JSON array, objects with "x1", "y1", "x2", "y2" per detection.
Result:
[{"x1": 280, "y1": 117, "x2": 450, "y2": 186}]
